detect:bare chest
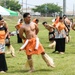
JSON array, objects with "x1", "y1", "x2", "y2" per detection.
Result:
[{"x1": 25, "y1": 24, "x2": 35, "y2": 33}]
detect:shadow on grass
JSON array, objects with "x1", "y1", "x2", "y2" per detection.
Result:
[
  {"x1": 7, "y1": 70, "x2": 28, "y2": 73},
  {"x1": 6, "y1": 56, "x2": 12, "y2": 58},
  {"x1": 34, "y1": 69, "x2": 53, "y2": 72},
  {"x1": 44, "y1": 46, "x2": 51, "y2": 49},
  {"x1": 7, "y1": 68, "x2": 53, "y2": 73}
]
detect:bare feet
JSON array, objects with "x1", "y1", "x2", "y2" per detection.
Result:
[
  {"x1": 11, "y1": 53, "x2": 15, "y2": 57},
  {"x1": 59, "y1": 52, "x2": 64, "y2": 54},
  {"x1": 28, "y1": 69, "x2": 34, "y2": 73},
  {"x1": 0, "y1": 71, "x2": 6, "y2": 73},
  {"x1": 47, "y1": 63, "x2": 55, "y2": 68}
]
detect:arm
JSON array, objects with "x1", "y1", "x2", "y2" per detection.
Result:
[
  {"x1": 4, "y1": 21, "x2": 9, "y2": 38},
  {"x1": 19, "y1": 27, "x2": 26, "y2": 40},
  {"x1": 20, "y1": 39, "x2": 29, "y2": 50},
  {"x1": 47, "y1": 25, "x2": 54, "y2": 30},
  {"x1": 42, "y1": 22, "x2": 55, "y2": 31},
  {"x1": 72, "y1": 23, "x2": 75, "y2": 31},
  {"x1": 43, "y1": 24, "x2": 54, "y2": 31},
  {"x1": 35, "y1": 24, "x2": 39, "y2": 35},
  {"x1": 15, "y1": 24, "x2": 19, "y2": 30},
  {"x1": 64, "y1": 26, "x2": 68, "y2": 32}
]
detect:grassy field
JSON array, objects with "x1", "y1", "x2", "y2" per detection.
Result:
[{"x1": 1, "y1": 16, "x2": 75, "y2": 75}]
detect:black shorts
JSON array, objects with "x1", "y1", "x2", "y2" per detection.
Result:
[{"x1": 49, "y1": 31, "x2": 55, "y2": 41}]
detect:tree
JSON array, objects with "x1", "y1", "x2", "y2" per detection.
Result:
[
  {"x1": 0, "y1": 0, "x2": 21, "y2": 11},
  {"x1": 32, "y1": 3, "x2": 62, "y2": 16}
]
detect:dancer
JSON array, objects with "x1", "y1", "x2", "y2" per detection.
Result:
[
  {"x1": 63, "y1": 15, "x2": 71, "y2": 43},
  {"x1": 2, "y1": 17, "x2": 15, "y2": 57},
  {"x1": 42, "y1": 22, "x2": 56, "y2": 49},
  {"x1": 54, "y1": 16, "x2": 68, "y2": 54},
  {"x1": 0, "y1": 15, "x2": 8, "y2": 73},
  {"x1": 19, "y1": 13, "x2": 55, "y2": 72}
]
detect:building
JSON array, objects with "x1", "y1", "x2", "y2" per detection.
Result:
[{"x1": 20, "y1": 7, "x2": 41, "y2": 16}]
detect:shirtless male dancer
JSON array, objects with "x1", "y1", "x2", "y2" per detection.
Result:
[
  {"x1": 42, "y1": 22, "x2": 56, "y2": 49},
  {"x1": 19, "y1": 13, "x2": 55, "y2": 72},
  {"x1": 63, "y1": 15, "x2": 71, "y2": 43}
]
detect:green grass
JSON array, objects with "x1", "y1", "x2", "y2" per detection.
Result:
[{"x1": 1, "y1": 16, "x2": 75, "y2": 75}]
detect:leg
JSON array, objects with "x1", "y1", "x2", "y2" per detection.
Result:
[
  {"x1": 5, "y1": 39, "x2": 15, "y2": 57},
  {"x1": 68, "y1": 35, "x2": 71, "y2": 42},
  {"x1": 6, "y1": 46, "x2": 11, "y2": 54},
  {"x1": 9, "y1": 45, "x2": 15, "y2": 57},
  {"x1": 27, "y1": 55, "x2": 34, "y2": 72},
  {"x1": 0, "y1": 53, "x2": 8, "y2": 72},
  {"x1": 65, "y1": 36, "x2": 68, "y2": 43},
  {"x1": 49, "y1": 41, "x2": 56, "y2": 49},
  {"x1": 41, "y1": 52, "x2": 55, "y2": 68},
  {"x1": 52, "y1": 39, "x2": 58, "y2": 53},
  {"x1": 59, "y1": 38, "x2": 65, "y2": 54},
  {"x1": 6, "y1": 45, "x2": 15, "y2": 57},
  {"x1": 17, "y1": 34, "x2": 22, "y2": 43}
]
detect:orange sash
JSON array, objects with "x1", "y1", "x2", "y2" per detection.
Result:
[{"x1": 24, "y1": 38, "x2": 45, "y2": 55}]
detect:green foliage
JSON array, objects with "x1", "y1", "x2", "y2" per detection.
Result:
[
  {"x1": 32, "y1": 3, "x2": 62, "y2": 14},
  {"x1": 0, "y1": 0, "x2": 21, "y2": 11}
]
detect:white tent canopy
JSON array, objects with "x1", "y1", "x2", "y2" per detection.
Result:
[
  {"x1": 0, "y1": 6, "x2": 18, "y2": 16},
  {"x1": 0, "y1": 6, "x2": 10, "y2": 15}
]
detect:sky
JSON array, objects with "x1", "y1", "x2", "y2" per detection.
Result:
[{"x1": 19, "y1": 0, "x2": 75, "y2": 12}]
